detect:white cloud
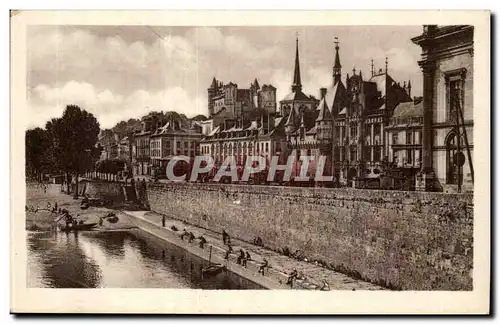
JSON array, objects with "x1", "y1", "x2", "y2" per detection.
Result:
[{"x1": 28, "y1": 81, "x2": 206, "y2": 130}]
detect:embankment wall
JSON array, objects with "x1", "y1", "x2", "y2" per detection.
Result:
[
  {"x1": 145, "y1": 183, "x2": 473, "y2": 290},
  {"x1": 79, "y1": 180, "x2": 125, "y2": 203}
]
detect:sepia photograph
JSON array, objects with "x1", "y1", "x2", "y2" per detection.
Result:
[{"x1": 10, "y1": 10, "x2": 490, "y2": 314}]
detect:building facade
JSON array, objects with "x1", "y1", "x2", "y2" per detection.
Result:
[
  {"x1": 412, "y1": 25, "x2": 474, "y2": 192},
  {"x1": 280, "y1": 36, "x2": 414, "y2": 185},
  {"x1": 386, "y1": 98, "x2": 423, "y2": 174},
  {"x1": 150, "y1": 120, "x2": 202, "y2": 177}
]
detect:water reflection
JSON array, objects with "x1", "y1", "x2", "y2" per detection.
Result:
[{"x1": 27, "y1": 229, "x2": 263, "y2": 290}]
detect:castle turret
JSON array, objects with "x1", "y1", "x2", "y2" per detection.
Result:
[
  {"x1": 285, "y1": 107, "x2": 297, "y2": 136},
  {"x1": 315, "y1": 88, "x2": 333, "y2": 143}
]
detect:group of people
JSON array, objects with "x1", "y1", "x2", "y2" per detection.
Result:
[
  {"x1": 180, "y1": 229, "x2": 208, "y2": 249},
  {"x1": 222, "y1": 230, "x2": 271, "y2": 276}
]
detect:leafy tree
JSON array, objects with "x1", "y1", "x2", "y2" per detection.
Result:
[
  {"x1": 192, "y1": 114, "x2": 208, "y2": 121},
  {"x1": 25, "y1": 127, "x2": 52, "y2": 181},
  {"x1": 52, "y1": 105, "x2": 101, "y2": 198}
]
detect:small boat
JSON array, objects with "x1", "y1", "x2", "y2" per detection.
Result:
[
  {"x1": 201, "y1": 246, "x2": 226, "y2": 277},
  {"x1": 59, "y1": 222, "x2": 98, "y2": 232}
]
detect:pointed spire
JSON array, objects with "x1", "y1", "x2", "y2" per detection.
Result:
[
  {"x1": 254, "y1": 78, "x2": 260, "y2": 90},
  {"x1": 211, "y1": 77, "x2": 217, "y2": 89},
  {"x1": 291, "y1": 33, "x2": 302, "y2": 92},
  {"x1": 407, "y1": 79, "x2": 412, "y2": 97},
  {"x1": 385, "y1": 57, "x2": 388, "y2": 74},
  {"x1": 333, "y1": 37, "x2": 342, "y2": 85},
  {"x1": 300, "y1": 112, "x2": 305, "y2": 127}
]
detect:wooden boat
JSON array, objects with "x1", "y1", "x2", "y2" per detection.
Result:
[
  {"x1": 201, "y1": 264, "x2": 225, "y2": 276},
  {"x1": 59, "y1": 222, "x2": 98, "y2": 232},
  {"x1": 201, "y1": 246, "x2": 226, "y2": 277}
]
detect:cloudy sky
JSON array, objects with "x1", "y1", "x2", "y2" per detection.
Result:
[{"x1": 27, "y1": 25, "x2": 424, "y2": 129}]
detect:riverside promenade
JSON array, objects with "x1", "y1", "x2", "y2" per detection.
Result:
[{"x1": 121, "y1": 210, "x2": 385, "y2": 291}]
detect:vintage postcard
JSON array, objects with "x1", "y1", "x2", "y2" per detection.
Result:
[{"x1": 10, "y1": 10, "x2": 490, "y2": 314}]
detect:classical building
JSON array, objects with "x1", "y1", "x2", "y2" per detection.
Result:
[
  {"x1": 132, "y1": 116, "x2": 155, "y2": 176},
  {"x1": 411, "y1": 25, "x2": 474, "y2": 192},
  {"x1": 200, "y1": 114, "x2": 288, "y2": 168},
  {"x1": 149, "y1": 120, "x2": 202, "y2": 177},
  {"x1": 118, "y1": 136, "x2": 131, "y2": 161},
  {"x1": 386, "y1": 97, "x2": 423, "y2": 174}
]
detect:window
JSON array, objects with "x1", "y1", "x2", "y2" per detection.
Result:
[
  {"x1": 334, "y1": 147, "x2": 340, "y2": 161},
  {"x1": 392, "y1": 153, "x2": 398, "y2": 164},
  {"x1": 392, "y1": 133, "x2": 398, "y2": 145},
  {"x1": 406, "y1": 131, "x2": 413, "y2": 145},
  {"x1": 363, "y1": 147, "x2": 371, "y2": 161},
  {"x1": 176, "y1": 141, "x2": 180, "y2": 149},
  {"x1": 446, "y1": 69, "x2": 466, "y2": 122},
  {"x1": 350, "y1": 127, "x2": 357, "y2": 138},
  {"x1": 446, "y1": 131, "x2": 465, "y2": 185},
  {"x1": 265, "y1": 143, "x2": 269, "y2": 152},
  {"x1": 407, "y1": 149, "x2": 413, "y2": 164},
  {"x1": 350, "y1": 147, "x2": 357, "y2": 162},
  {"x1": 374, "y1": 147, "x2": 381, "y2": 162}
]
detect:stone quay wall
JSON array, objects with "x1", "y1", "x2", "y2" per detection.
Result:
[
  {"x1": 143, "y1": 182, "x2": 473, "y2": 290},
  {"x1": 79, "y1": 179, "x2": 125, "y2": 203}
]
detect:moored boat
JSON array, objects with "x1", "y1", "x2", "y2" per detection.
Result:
[
  {"x1": 59, "y1": 222, "x2": 98, "y2": 232},
  {"x1": 201, "y1": 246, "x2": 226, "y2": 277}
]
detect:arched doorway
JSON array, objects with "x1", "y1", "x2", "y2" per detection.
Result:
[{"x1": 446, "y1": 131, "x2": 464, "y2": 185}]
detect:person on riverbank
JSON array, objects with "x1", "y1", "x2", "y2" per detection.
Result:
[
  {"x1": 188, "y1": 232, "x2": 195, "y2": 243},
  {"x1": 258, "y1": 258, "x2": 268, "y2": 276},
  {"x1": 180, "y1": 229, "x2": 188, "y2": 240},
  {"x1": 245, "y1": 251, "x2": 251, "y2": 261},
  {"x1": 237, "y1": 249, "x2": 244, "y2": 265},
  {"x1": 286, "y1": 268, "x2": 298, "y2": 288},
  {"x1": 198, "y1": 236, "x2": 207, "y2": 249},
  {"x1": 162, "y1": 215, "x2": 166, "y2": 227},
  {"x1": 222, "y1": 229, "x2": 230, "y2": 245}
]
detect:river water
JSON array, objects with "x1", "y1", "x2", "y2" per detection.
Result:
[{"x1": 27, "y1": 229, "x2": 264, "y2": 289}]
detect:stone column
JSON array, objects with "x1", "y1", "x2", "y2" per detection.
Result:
[{"x1": 416, "y1": 60, "x2": 437, "y2": 191}]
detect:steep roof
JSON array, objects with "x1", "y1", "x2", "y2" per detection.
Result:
[
  {"x1": 392, "y1": 100, "x2": 423, "y2": 119},
  {"x1": 316, "y1": 97, "x2": 332, "y2": 121},
  {"x1": 281, "y1": 89, "x2": 314, "y2": 102},
  {"x1": 324, "y1": 81, "x2": 347, "y2": 113},
  {"x1": 285, "y1": 105, "x2": 297, "y2": 126}
]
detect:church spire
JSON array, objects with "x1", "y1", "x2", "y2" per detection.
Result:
[
  {"x1": 333, "y1": 37, "x2": 342, "y2": 85},
  {"x1": 291, "y1": 33, "x2": 302, "y2": 92}
]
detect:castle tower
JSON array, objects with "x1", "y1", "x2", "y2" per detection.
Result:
[
  {"x1": 207, "y1": 77, "x2": 218, "y2": 116},
  {"x1": 333, "y1": 37, "x2": 342, "y2": 85}
]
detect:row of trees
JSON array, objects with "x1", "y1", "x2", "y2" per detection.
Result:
[
  {"x1": 25, "y1": 105, "x2": 102, "y2": 198},
  {"x1": 106, "y1": 111, "x2": 208, "y2": 138}
]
